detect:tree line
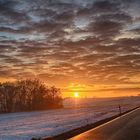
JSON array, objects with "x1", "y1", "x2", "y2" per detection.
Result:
[{"x1": 0, "y1": 79, "x2": 63, "y2": 113}]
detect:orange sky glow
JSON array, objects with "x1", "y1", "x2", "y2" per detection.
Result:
[{"x1": 0, "y1": 0, "x2": 140, "y2": 97}]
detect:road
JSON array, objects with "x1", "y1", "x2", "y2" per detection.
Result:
[{"x1": 69, "y1": 108, "x2": 140, "y2": 140}]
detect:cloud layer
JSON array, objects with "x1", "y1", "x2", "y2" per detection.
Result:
[{"x1": 0, "y1": 0, "x2": 140, "y2": 96}]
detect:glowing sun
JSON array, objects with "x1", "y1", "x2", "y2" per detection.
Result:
[{"x1": 74, "y1": 92, "x2": 79, "y2": 98}]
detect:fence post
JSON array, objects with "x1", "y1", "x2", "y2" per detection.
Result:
[{"x1": 118, "y1": 105, "x2": 121, "y2": 115}]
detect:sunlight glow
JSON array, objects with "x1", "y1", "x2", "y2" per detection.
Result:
[{"x1": 74, "y1": 92, "x2": 79, "y2": 98}]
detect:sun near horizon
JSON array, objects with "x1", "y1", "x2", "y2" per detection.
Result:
[{"x1": 74, "y1": 92, "x2": 79, "y2": 98}]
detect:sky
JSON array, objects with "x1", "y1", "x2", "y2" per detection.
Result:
[{"x1": 0, "y1": 0, "x2": 140, "y2": 97}]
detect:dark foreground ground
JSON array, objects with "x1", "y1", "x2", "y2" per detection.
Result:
[{"x1": 69, "y1": 108, "x2": 140, "y2": 140}]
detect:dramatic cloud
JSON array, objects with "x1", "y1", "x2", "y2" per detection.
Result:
[{"x1": 0, "y1": 0, "x2": 140, "y2": 97}]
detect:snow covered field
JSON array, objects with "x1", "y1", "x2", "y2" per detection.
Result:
[{"x1": 0, "y1": 97, "x2": 140, "y2": 140}]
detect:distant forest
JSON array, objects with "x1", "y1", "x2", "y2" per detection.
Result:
[{"x1": 0, "y1": 79, "x2": 63, "y2": 113}]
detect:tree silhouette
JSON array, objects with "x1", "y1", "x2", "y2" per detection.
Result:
[{"x1": 0, "y1": 79, "x2": 63, "y2": 113}]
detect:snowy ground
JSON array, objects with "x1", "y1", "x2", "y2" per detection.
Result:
[{"x1": 0, "y1": 97, "x2": 140, "y2": 140}]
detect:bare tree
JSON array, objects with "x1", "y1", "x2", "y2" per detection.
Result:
[{"x1": 0, "y1": 79, "x2": 63, "y2": 113}]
